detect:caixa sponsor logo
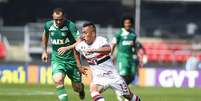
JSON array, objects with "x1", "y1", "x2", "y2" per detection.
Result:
[{"x1": 158, "y1": 70, "x2": 199, "y2": 88}]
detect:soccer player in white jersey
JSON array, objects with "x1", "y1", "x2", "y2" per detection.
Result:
[{"x1": 74, "y1": 22, "x2": 141, "y2": 101}]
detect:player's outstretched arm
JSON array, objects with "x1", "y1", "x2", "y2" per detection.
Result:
[
  {"x1": 41, "y1": 32, "x2": 49, "y2": 63},
  {"x1": 57, "y1": 38, "x2": 82, "y2": 55},
  {"x1": 86, "y1": 44, "x2": 111, "y2": 54}
]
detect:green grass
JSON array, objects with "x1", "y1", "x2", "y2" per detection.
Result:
[{"x1": 0, "y1": 84, "x2": 200, "y2": 101}]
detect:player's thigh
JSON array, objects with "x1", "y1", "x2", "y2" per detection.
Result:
[
  {"x1": 66, "y1": 64, "x2": 82, "y2": 84},
  {"x1": 117, "y1": 58, "x2": 136, "y2": 76},
  {"x1": 51, "y1": 62, "x2": 66, "y2": 83},
  {"x1": 90, "y1": 83, "x2": 105, "y2": 93},
  {"x1": 117, "y1": 58, "x2": 130, "y2": 75}
]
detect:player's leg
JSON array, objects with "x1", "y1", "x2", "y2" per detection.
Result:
[
  {"x1": 66, "y1": 65, "x2": 85, "y2": 100},
  {"x1": 120, "y1": 58, "x2": 136, "y2": 85},
  {"x1": 111, "y1": 76, "x2": 141, "y2": 101},
  {"x1": 72, "y1": 82, "x2": 85, "y2": 99},
  {"x1": 52, "y1": 62, "x2": 68, "y2": 101},
  {"x1": 116, "y1": 58, "x2": 133, "y2": 101},
  {"x1": 122, "y1": 89, "x2": 141, "y2": 101},
  {"x1": 90, "y1": 83, "x2": 105, "y2": 101}
]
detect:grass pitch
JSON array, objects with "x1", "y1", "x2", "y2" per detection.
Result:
[{"x1": 0, "y1": 84, "x2": 200, "y2": 101}]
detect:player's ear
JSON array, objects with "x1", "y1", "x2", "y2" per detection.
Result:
[{"x1": 52, "y1": 13, "x2": 55, "y2": 18}]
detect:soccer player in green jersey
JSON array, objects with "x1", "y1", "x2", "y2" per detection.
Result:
[
  {"x1": 41, "y1": 8, "x2": 85, "y2": 101},
  {"x1": 111, "y1": 16, "x2": 137, "y2": 85},
  {"x1": 111, "y1": 16, "x2": 138, "y2": 101}
]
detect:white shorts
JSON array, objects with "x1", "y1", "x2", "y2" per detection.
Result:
[{"x1": 90, "y1": 59, "x2": 130, "y2": 96}]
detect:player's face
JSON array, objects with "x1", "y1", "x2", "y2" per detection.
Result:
[
  {"x1": 52, "y1": 12, "x2": 65, "y2": 28},
  {"x1": 123, "y1": 19, "x2": 133, "y2": 31},
  {"x1": 82, "y1": 26, "x2": 95, "y2": 45}
]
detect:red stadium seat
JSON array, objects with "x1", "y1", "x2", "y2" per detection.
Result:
[
  {"x1": 142, "y1": 41, "x2": 193, "y2": 63},
  {"x1": 0, "y1": 42, "x2": 6, "y2": 59}
]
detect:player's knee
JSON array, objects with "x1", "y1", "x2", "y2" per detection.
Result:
[
  {"x1": 54, "y1": 80, "x2": 64, "y2": 87},
  {"x1": 89, "y1": 83, "x2": 99, "y2": 92},
  {"x1": 53, "y1": 75, "x2": 64, "y2": 87}
]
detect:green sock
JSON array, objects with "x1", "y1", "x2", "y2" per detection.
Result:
[{"x1": 56, "y1": 86, "x2": 68, "y2": 101}]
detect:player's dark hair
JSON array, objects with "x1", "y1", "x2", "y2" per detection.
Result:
[
  {"x1": 121, "y1": 15, "x2": 134, "y2": 27},
  {"x1": 53, "y1": 8, "x2": 65, "y2": 15},
  {"x1": 83, "y1": 22, "x2": 96, "y2": 32}
]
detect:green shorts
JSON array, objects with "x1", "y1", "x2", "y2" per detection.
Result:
[
  {"x1": 117, "y1": 57, "x2": 137, "y2": 76},
  {"x1": 51, "y1": 61, "x2": 81, "y2": 83}
]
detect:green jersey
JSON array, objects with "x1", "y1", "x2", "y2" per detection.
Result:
[
  {"x1": 44, "y1": 20, "x2": 79, "y2": 62},
  {"x1": 113, "y1": 28, "x2": 137, "y2": 76},
  {"x1": 114, "y1": 28, "x2": 137, "y2": 59}
]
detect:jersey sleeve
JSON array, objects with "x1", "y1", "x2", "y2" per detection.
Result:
[
  {"x1": 44, "y1": 21, "x2": 50, "y2": 33},
  {"x1": 75, "y1": 43, "x2": 83, "y2": 54},
  {"x1": 68, "y1": 21, "x2": 80, "y2": 40},
  {"x1": 99, "y1": 37, "x2": 109, "y2": 47},
  {"x1": 75, "y1": 43, "x2": 80, "y2": 51},
  {"x1": 112, "y1": 30, "x2": 121, "y2": 44},
  {"x1": 111, "y1": 37, "x2": 117, "y2": 44}
]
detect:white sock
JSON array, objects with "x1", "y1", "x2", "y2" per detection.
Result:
[
  {"x1": 91, "y1": 91, "x2": 105, "y2": 101},
  {"x1": 115, "y1": 92, "x2": 123, "y2": 101},
  {"x1": 124, "y1": 99, "x2": 129, "y2": 101},
  {"x1": 131, "y1": 95, "x2": 140, "y2": 101}
]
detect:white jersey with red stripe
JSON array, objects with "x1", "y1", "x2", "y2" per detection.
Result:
[
  {"x1": 75, "y1": 36, "x2": 130, "y2": 96},
  {"x1": 75, "y1": 36, "x2": 110, "y2": 65}
]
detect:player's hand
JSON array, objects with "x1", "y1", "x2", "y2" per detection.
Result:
[
  {"x1": 78, "y1": 66, "x2": 88, "y2": 75},
  {"x1": 41, "y1": 51, "x2": 48, "y2": 63},
  {"x1": 58, "y1": 47, "x2": 70, "y2": 55}
]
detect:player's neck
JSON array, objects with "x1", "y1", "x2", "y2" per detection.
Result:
[{"x1": 86, "y1": 37, "x2": 96, "y2": 45}]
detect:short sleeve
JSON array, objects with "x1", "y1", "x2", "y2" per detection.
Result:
[
  {"x1": 75, "y1": 44, "x2": 80, "y2": 52},
  {"x1": 111, "y1": 37, "x2": 117, "y2": 44},
  {"x1": 44, "y1": 22, "x2": 49, "y2": 33},
  {"x1": 113, "y1": 30, "x2": 122, "y2": 44},
  {"x1": 68, "y1": 21, "x2": 80, "y2": 40},
  {"x1": 99, "y1": 37, "x2": 109, "y2": 47}
]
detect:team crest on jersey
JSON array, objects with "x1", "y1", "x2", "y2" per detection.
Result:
[
  {"x1": 50, "y1": 32, "x2": 55, "y2": 36},
  {"x1": 61, "y1": 32, "x2": 66, "y2": 36},
  {"x1": 49, "y1": 25, "x2": 56, "y2": 31}
]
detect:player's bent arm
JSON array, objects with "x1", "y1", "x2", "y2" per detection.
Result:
[
  {"x1": 63, "y1": 37, "x2": 82, "y2": 51},
  {"x1": 41, "y1": 32, "x2": 49, "y2": 53},
  {"x1": 73, "y1": 49, "x2": 82, "y2": 68},
  {"x1": 41, "y1": 32, "x2": 49, "y2": 63},
  {"x1": 111, "y1": 43, "x2": 116, "y2": 55},
  {"x1": 92, "y1": 45, "x2": 111, "y2": 54}
]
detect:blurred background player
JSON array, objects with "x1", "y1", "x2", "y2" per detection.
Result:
[
  {"x1": 41, "y1": 8, "x2": 85, "y2": 101},
  {"x1": 135, "y1": 41, "x2": 147, "y2": 68},
  {"x1": 74, "y1": 22, "x2": 141, "y2": 101},
  {"x1": 111, "y1": 16, "x2": 138, "y2": 84},
  {"x1": 111, "y1": 16, "x2": 138, "y2": 101},
  {"x1": 185, "y1": 51, "x2": 199, "y2": 71}
]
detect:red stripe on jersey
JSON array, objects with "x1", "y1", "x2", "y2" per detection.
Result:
[
  {"x1": 135, "y1": 96, "x2": 139, "y2": 101},
  {"x1": 95, "y1": 54, "x2": 107, "y2": 59}
]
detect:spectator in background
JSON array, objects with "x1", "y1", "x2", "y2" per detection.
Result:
[
  {"x1": 186, "y1": 22, "x2": 198, "y2": 36},
  {"x1": 135, "y1": 41, "x2": 147, "y2": 68},
  {"x1": 185, "y1": 51, "x2": 199, "y2": 71}
]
